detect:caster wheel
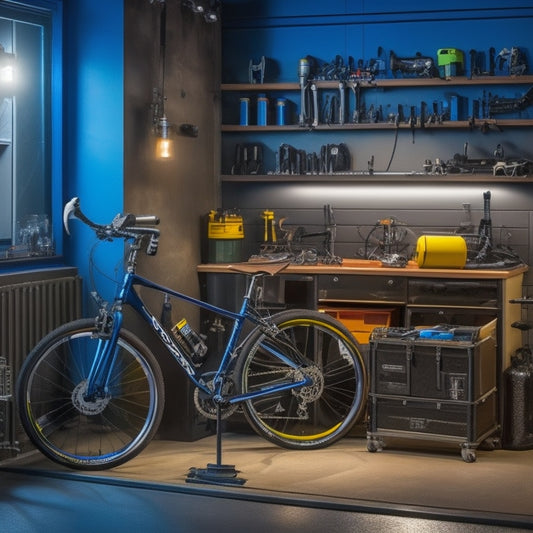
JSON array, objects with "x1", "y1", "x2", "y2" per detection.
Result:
[
  {"x1": 367, "y1": 438, "x2": 382, "y2": 453},
  {"x1": 461, "y1": 446, "x2": 476, "y2": 463}
]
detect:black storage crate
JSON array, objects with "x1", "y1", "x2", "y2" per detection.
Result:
[
  {"x1": 367, "y1": 325, "x2": 499, "y2": 462},
  {"x1": 369, "y1": 391, "x2": 497, "y2": 442},
  {"x1": 371, "y1": 335, "x2": 496, "y2": 401}
]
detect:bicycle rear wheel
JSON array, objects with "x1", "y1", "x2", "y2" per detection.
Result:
[
  {"x1": 236, "y1": 309, "x2": 367, "y2": 449},
  {"x1": 16, "y1": 318, "x2": 164, "y2": 470}
]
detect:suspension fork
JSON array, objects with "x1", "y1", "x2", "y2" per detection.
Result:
[{"x1": 84, "y1": 309, "x2": 124, "y2": 398}]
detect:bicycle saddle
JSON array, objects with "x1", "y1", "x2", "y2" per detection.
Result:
[{"x1": 228, "y1": 261, "x2": 291, "y2": 276}]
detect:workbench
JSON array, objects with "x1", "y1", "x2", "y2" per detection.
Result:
[{"x1": 198, "y1": 262, "x2": 527, "y2": 423}]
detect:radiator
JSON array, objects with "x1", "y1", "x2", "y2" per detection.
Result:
[{"x1": 0, "y1": 271, "x2": 82, "y2": 451}]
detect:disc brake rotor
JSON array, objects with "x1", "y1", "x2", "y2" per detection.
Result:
[{"x1": 71, "y1": 380, "x2": 110, "y2": 416}]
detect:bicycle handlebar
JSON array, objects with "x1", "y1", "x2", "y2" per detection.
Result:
[{"x1": 63, "y1": 197, "x2": 161, "y2": 252}]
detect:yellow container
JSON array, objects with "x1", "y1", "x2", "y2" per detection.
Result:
[
  {"x1": 207, "y1": 211, "x2": 244, "y2": 240},
  {"x1": 415, "y1": 235, "x2": 467, "y2": 269},
  {"x1": 207, "y1": 210, "x2": 244, "y2": 263}
]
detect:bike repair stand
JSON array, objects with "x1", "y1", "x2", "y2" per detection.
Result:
[{"x1": 186, "y1": 403, "x2": 246, "y2": 486}]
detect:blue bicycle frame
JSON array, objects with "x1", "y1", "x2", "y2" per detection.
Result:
[{"x1": 84, "y1": 268, "x2": 311, "y2": 405}]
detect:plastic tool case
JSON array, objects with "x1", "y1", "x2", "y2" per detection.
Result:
[{"x1": 367, "y1": 322, "x2": 499, "y2": 462}]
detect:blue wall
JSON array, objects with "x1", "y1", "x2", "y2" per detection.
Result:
[
  {"x1": 63, "y1": 0, "x2": 124, "y2": 308},
  {"x1": 221, "y1": 1, "x2": 533, "y2": 83}
]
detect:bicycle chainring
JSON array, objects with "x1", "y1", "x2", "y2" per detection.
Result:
[{"x1": 193, "y1": 377, "x2": 238, "y2": 420}]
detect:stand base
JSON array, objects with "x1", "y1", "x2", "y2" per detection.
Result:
[{"x1": 186, "y1": 463, "x2": 247, "y2": 486}]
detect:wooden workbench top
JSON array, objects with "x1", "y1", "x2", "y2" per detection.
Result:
[{"x1": 197, "y1": 262, "x2": 528, "y2": 280}]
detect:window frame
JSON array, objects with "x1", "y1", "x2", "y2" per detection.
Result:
[{"x1": 0, "y1": 0, "x2": 62, "y2": 268}]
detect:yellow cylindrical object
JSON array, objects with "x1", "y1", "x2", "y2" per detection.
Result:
[{"x1": 415, "y1": 235, "x2": 467, "y2": 269}]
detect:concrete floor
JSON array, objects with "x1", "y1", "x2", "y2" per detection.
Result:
[{"x1": 3, "y1": 432, "x2": 533, "y2": 531}]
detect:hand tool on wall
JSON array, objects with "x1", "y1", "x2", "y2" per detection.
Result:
[
  {"x1": 350, "y1": 81, "x2": 362, "y2": 123},
  {"x1": 298, "y1": 57, "x2": 311, "y2": 125},
  {"x1": 249, "y1": 56, "x2": 266, "y2": 84},
  {"x1": 231, "y1": 144, "x2": 263, "y2": 175},
  {"x1": 489, "y1": 47, "x2": 495, "y2": 76},
  {"x1": 261, "y1": 209, "x2": 276, "y2": 243},
  {"x1": 338, "y1": 81, "x2": 345, "y2": 125},
  {"x1": 469, "y1": 49, "x2": 478, "y2": 79},
  {"x1": 409, "y1": 106, "x2": 416, "y2": 142},
  {"x1": 478, "y1": 190, "x2": 493, "y2": 246},
  {"x1": 502, "y1": 46, "x2": 528, "y2": 76},
  {"x1": 420, "y1": 101, "x2": 427, "y2": 128},
  {"x1": 310, "y1": 82, "x2": 319, "y2": 126},
  {"x1": 488, "y1": 86, "x2": 533, "y2": 116},
  {"x1": 390, "y1": 50, "x2": 436, "y2": 78}
]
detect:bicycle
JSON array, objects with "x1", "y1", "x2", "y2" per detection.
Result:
[{"x1": 16, "y1": 197, "x2": 367, "y2": 480}]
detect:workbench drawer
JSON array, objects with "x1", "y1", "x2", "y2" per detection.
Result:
[
  {"x1": 320, "y1": 307, "x2": 397, "y2": 344},
  {"x1": 406, "y1": 307, "x2": 497, "y2": 329},
  {"x1": 318, "y1": 275, "x2": 406, "y2": 303},
  {"x1": 407, "y1": 278, "x2": 498, "y2": 308}
]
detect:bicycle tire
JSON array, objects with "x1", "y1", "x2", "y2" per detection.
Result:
[
  {"x1": 16, "y1": 318, "x2": 165, "y2": 470},
  {"x1": 236, "y1": 309, "x2": 367, "y2": 450}
]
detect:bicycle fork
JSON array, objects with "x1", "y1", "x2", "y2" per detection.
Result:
[{"x1": 84, "y1": 309, "x2": 124, "y2": 400}]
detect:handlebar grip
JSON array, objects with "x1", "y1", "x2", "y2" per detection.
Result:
[{"x1": 135, "y1": 215, "x2": 160, "y2": 226}]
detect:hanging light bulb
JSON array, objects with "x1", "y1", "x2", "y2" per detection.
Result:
[
  {"x1": 156, "y1": 115, "x2": 173, "y2": 159},
  {"x1": 151, "y1": 0, "x2": 199, "y2": 159}
]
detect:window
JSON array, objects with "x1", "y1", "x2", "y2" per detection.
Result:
[{"x1": 0, "y1": 2, "x2": 58, "y2": 261}]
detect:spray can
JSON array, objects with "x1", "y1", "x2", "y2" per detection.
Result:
[
  {"x1": 257, "y1": 94, "x2": 268, "y2": 125},
  {"x1": 276, "y1": 98, "x2": 287, "y2": 125},
  {"x1": 239, "y1": 97, "x2": 250, "y2": 126}
]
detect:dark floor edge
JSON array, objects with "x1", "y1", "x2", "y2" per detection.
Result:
[{"x1": 1, "y1": 465, "x2": 532, "y2": 530}]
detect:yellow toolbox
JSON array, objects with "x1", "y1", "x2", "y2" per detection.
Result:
[{"x1": 207, "y1": 210, "x2": 244, "y2": 263}]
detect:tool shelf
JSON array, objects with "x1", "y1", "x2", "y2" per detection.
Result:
[
  {"x1": 222, "y1": 118, "x2": 533, "y2": 132},
  {"x1": 221, "y1": 76, "x2": 533, "y2": 91},
  {"x1": 221, "y1": 76, "x2": 533, "y2": 130},
  {"x1": 221, "y1": 76, "x2": 533, "y2": 182},
  {"x1": 219, "y1": 173, "x2": 533, "y2": 183}
]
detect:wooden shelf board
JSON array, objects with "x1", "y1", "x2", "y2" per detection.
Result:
[
  {"x1": 220, "y1": 173, "x2": 533, "y2": 183},
  {"x1": 221, "y1": 76, "x2": 533, "y2": 91}
]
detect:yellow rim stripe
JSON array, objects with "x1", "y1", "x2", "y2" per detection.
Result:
[{"x1": 268, "y1": 421, "x2": 343, "y2": 441}]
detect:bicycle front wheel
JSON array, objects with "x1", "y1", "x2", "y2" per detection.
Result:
[
  {"x1": 16, "y1": 318, "x2": 164, "y2": 470},
  {"x1": 236, "y1": 309, "x2": 367, "y2": 450}
]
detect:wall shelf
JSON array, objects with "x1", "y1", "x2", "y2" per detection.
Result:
[
  {"x1": 221, "y1": 76, "x2": 533, "y2": 91},
  {"x1": 222, "y1": 73, "x2": 533, "y2": 179},
  {"x1": 222, "y1": 119, "x2": 533, "y2": 132},
  {"x1": 222, "y1": 77, "x2": 533, "y2": 131},
  {"x1": 221, "y1": 173, "x2": 533, "y2": 183}
]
